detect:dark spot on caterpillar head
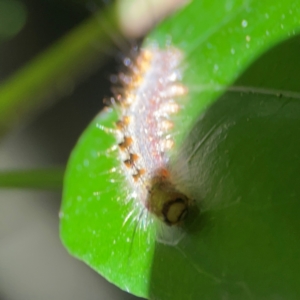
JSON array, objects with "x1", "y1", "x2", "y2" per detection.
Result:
[{"x1": 162, "y1": 196, "x2": 189, "y2": 226}]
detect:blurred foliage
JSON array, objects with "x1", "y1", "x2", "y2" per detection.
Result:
[
  {"x1": 0, "y1": 0, "x2": 27, "y2": 41},
  {"x1": 0, "y1": 0, "x2": 118, "y2": 138},
  {"x1": 0, "y1": 168, "x2": 64, "y2": 189}
]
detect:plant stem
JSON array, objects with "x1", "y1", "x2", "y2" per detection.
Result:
[
  {"x1": 0, "y1": 6, "x2": 117, "y2": 138},
  {"x1": 0, "y1": 167, "x2": 65, "y2": 189}
]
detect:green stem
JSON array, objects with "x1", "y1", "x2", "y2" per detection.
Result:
[
  {"x1": 0, "y1": 167, "x2": 65, "y2": 189},
  {"x1": 0, "y1": 5, "x2": 118, "y2": 138}
]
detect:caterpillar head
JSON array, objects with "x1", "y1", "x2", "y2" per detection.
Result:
[{"x1": 147, "y1": 179, "x2": 191, "y2": 226}]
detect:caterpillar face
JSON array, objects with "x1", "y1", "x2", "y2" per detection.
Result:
[{"x1": 147, "y1": 179, "x2": 191, "y2": 226}]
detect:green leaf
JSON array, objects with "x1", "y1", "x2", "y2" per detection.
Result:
[
  {"x1": 146, "y1": 0, "x2": 300, "y2": 146},
  {"x1": 60, "y1": 0, "x2": 300, "y2": 299}
]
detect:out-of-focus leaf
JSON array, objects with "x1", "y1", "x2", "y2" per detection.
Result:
[
  {"x1": 0, "y1": 0, "x2": 27, "y2": 40},
  {"x1": 0, "y1": 6, "x2": 116, "y2": 138}
]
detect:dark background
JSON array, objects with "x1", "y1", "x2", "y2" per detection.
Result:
[{"x1": 0, "y1": 0, "x2": 141, "y2": 299}]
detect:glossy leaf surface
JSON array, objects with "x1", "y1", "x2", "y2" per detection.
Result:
[{"x1": 60, "y1": 1, "x2": 300, "y2": 299}]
